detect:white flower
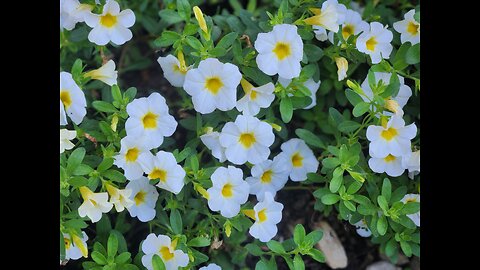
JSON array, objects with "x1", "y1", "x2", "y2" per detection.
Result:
[
  {"x1": 327, "y1": 9, "x2": 369, "y2": 44},
  {"x1": 402, "y1": 150, "x2": 420, "y2": 179},
  {"x1": 157, "y1": 54, "x2": 191, "y2": 88},
  {"x1": 60, "y1": 71, "x2": 86, "y2": 125},
  {"x1": 84, "y1": 60, "x2": 118, "y2": 86},
  {"x1": 248, "y1": 192, "x2": 283, "y2": 242},
  {"x1": 141, "y1": 233, "x2": 189, "y2": 270},
  {"x1": 125, "y1": 92, "x2": 178, "y2": 149},
  {"x1": 335, "y1": 57, "x2": 348, "y2": 81},
  {"x1": 61, "y1": 0, "x2": 93, "y2": 31},
  {"x1": 138, "y1": 151, "x2": 186, "y2": 194},
  {"x1": 276, "y1": 138, "x2": 319, "y2": 182},
  {"x1": 393, "y1": 10, "x2": 420, "y2": 45},
  {"x1": 314, "y1": 27, "x2": 328, "y2": 41},
  {"x1": 278, "y1": 77, "x2": 321, "y2": 110},
  {"x1": 113, "y1": 136, "x2": 150, "y2": 180},
  {"x1": 366, "y1": 115, "x2": 417, "y2": 158},
  {"x1": 63, "y1": 231, "x2": 88, "y2": 260},
  {"x1": 305, "y1": 0, "x2": 347, "y2": 33},
  {"x1": 353, "y1": 219, "x2": 371, "y2": 237},
  {"x1": 105, "y1": 183, "x2": 134, "y2": 212},
  {"x1": 60, "y1": 129, "x2": 77, "y2": 153},
  {"x1": 401, "y1": 194, "x2": 420, "y2": 227},
  {"x1": 199, "y1": 264, "x2": 222, "y2": 270},
  {"x1": 183, "y1": 58, "x2": 242, "y2": 114},
  {"x1": 246, "y1": 156, "x2": 290, "y2": 201},
  {"x1": 84, "y1": 0, "x2": 135, "y2": 46},
  {"x1": 126, "y1": 177, "x2": 159, "y2": 222},
  {"x1": 207, "y1": 166, "x2": 249, "y2": 218},
  {"x1": 360, "y1": 72, "x2": 412, "y2": 112},
  {"x1": 236, "y1": 79, "x2": 275, "y2": 116},
  {"x1": 356, "y1": 22, "x2": 393, "y2": 64},
  {"x1": 255, "y1": 24, "x2": 304, "y2": 79},
  {"x1": 200, "y1": 131, "x2": 227, "y2": 162},
  {"x1": 78, "y1": 186, "x2": 113, "y2": 223},
  {"x1": 219, "y1": 114, "x2": 275, "y2": 165},
  {"x1": 368, "y1": 152, "x2": 405, "y2": 177}
]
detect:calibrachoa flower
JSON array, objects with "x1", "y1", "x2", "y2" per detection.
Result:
[
  {"x1": 200, "y1": 130, "x2": 227, "y2": 162},
  {"x1": 137, "y1": 151, "x2": 186, "y2": 194},
  {"x1": 219, "y1": 114, "x2": 275, "y2": 165},
  {"x1": 84, "y1": 60, "x2": 118, "y2": 86},
  {"x1": 246, "y1": 156, "x2": 290, "y2": 201},
  {"x1": 157, "y1": 53, "x2": 191, "y2": 88},
  {"x1": 255, "y1": 24, "x2": 304, "y2": 79},
  {"x1": 207, "y1": 166, "x2": 249, "y2": 218},
  {"x1": 125, "y1": 92, "x2": 178, "y2": 149},
  {"x1": 401, "y1": 194, "x2": 420, "y2": 227},
  {"x1": 199, "y1": 264, "x2": 222, "y2": 270},
  {"x1": 360, "y1": 72, "x2": 412, "y2": 111},
  {"x1": 353, "y1": 219, "x2": 372, "y2": 237},
  {"x1": 402, "y1": 149, "x2": 420, "y2": 179},
  {"x1": 356, "y1": 22, "x2": 393, "y2": 64},
  {"x1": 60, "y1": 129, "x2": 76, "y2": 153},
  {"x1": 85, "y1": 0, "x2": 135, "y2": 46},
  {"x1": 304, "y1": 0, "x2": 346, "y2": 34},
  {"x1": 366, "y1": 115, "x2": 417, "y2": 158},
  {"x1": 183, "y1": 58, "x2": 242, "y2": 114},
  {"x1": 63, "y1": 231, "x2": 88, "y2": 260},
  {"x1": 246, "y1": 192, "x2": 283, "y2": 242},
  {"x1": 327, "y1": 9, "x2": 368, "y2": 44},
  {"x1": 236, "y1": 79, "x2": 275, "y2": 116},
  {"x1": 393, "y1": 10, "x2": 420, "y2": 45},
  {"x1": 278, "y1": 77, "x2": 321, "y2": 110},
  {"x1": 113, "y1": 135, "x2": 150, "y2": 180},
  {"x1": 78, "y1": 186, "x2": 113, "y2": 223},
  {"x1": 105, "y1": 183, "x2": 133, "y2": 212},
  {"x1": 335, "y1": 57, "x2": 348, "y2": 81},
  {"x1": 126, "y1": 177, "x2": 159, "y2": 222},
  {"x1": 60, "y1": 71, "x2": 86, "y2": 125},
  {"x1": 368, "y1": 151, "x2": 404, "y2": 177},
  {"x1": 141, "y1": 233, "x2": 189, "y2": 270},
  {"x1": 60, "y1": 0, "x2": 93, "y2": 31},
  {"x1": 276, "y1": 138, "x2": 319, "y2": 182}
]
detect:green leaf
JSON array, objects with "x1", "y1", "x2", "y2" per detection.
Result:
[
  {"x1": 406, "y1": 43, "x2": 420, "y2": 65},
  {"x1": 73, "y1": 164, "x2": 94, "y2": 176},
  {"x1": 352, "y1": 102, "x2": 370, "y2": 117},
  {"x1": 343, "y1": 200, "x2": 356, "y2": 211},
  {"x1": 381, "y1": 72, "x2": 400, "y2": 98},
  {"x1": 152, "y1": 254, "x2": 166, "y2": 270},
  {"x1": 107, "y1": 233, "x2": 119, "y2": 259},
  {"x1": 185, "y1": 36, "x2": 204, "y2": 50},
  {"x1": 321, "y1": 194, "x2": 340, "y2": 205},
  {"x1": 154, "y1": 31, "x2": 182, "y2": 47},
  {"x1": 377, "y1": 195, "x2": 389, "y2": 212},
  {"x1": 377, "y1": 215, "x2": 388, "y2": 235},
  {"x1": 305, "y1": 230, "x2": 323, "y2": 245},
  {"x1": 414, "y1": 10, "x2": 420, "y2": 23},
  {"x1": 115, "y1": 252, "x2": 131, "y2": 264},
  {"x1": 381, "y1": 178, "x2": 392, "y2": 202},
  {"x1": 295, "y1": 128, "x2": 326, "y2": 149},
  {"x1": 329, "y1": 167, "x2": 344, "y2": 193},
  {"x1": 60, "y1": 231, "x2": 66, "y2": 261},
  {"x1": 158, "y1": 9, "x2": 184, "y2": 25},
  {"x1": 111, "y1": 85, "x2": 122, "y2": 103},
  {"x1": 124, "y1": 87, "x2": 137, "y2": 101},
  {"x1": 329, "y1": 107, "x2": 344, "y2": 126},
  {"x1": 345, "y1": 89, "x2": 364, "y2": 106},
  {"x1": 245, "y1": 243, "x2": 264, "y2": 256},
  {"x1": 176, "y1": 0, "x2": 191, "y2": 22},
  {"x1": 170, "y1": 209, "x2": 183, "y2": 235},
  {"x1": 304, "y1": 44, "x2": 324, "y2": 62},
  {"x1": 71, "y1": 59, "x2": 83, "y2": 78},
  {"x1": 98, "y1": 157, "x2": 114, "y2": 172},
  {"x1": 308, "y1": 249, "x2": 325, "y2": 263},
  {"x1": 68, "y1": 176, "x2": 88, "y2": 188},
  {"x1": 352, "y1": 195, "x2": 371, "y2": 205},
  {"x1": 400, "y1": 241, "x2": 412, "y2": 257},
  {"x1": 92, "y1": 101, "x2": 117, "y2": 113},
  {"x1": 347, "y1": 180, "x2": 363, "y2": 194},
  {"x1": 293, "y1": 224, "x2": 306, "y2": 245},
  {"x1": 103, "y1": 169, "x2": 127, "y2": 183},
  {"x1": 398, "y1": 215, "x2": 416, "y2": 229},
  {"x1": 255, "y1": 260, "x2": 268, "y2": 270},
  {"x1": 293, "y1": 254, "x2": 305, "y2": 270},
  {"x1": 91, "y1": 251, "x2": 108, "y2": 265},
  {"x1": 216, "y1": 32, "x2": 238, "y2": 49},
  {"x1": 67, "y1": 147, "x2": 86, "y2": 174},
  {"x1": 183, "y1": 23, "x2": 198, "y2": 35},
  {"x1": 188, "y1": 236, "x2": 211, "y2": 247},
  {"x1": 322, "y1": 158, "x2": 340, "y2": 169},
  {"x1": 393, "y1": 43, "x2": 411, "y2": 71},
  {"x1": 280, "y1": 96, "x2": 293, "y2": 123},
  {"x1": 64, "y1": 219, "x2": 88, "y2": 229},
  {"x1": 338, "y1": 121, "x2": 361, "y2": 133},
  {"x1": 385, "y1": 238, "x2": 398, "y2": 257},
  {"x1": 267, "y1": 240, "x2": 286, "y2": 254},
  {"x1": 401, "y1": 202, "x2": 420, "y2": 214}
]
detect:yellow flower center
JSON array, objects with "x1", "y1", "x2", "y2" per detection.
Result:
[
  {"x1": 64, "y1": 237, "x2": 71, "y2": 249},
  {"x1": 149, "y1": 168, "x2": 167, "y2": 182},
  {"x1": 239, "y1": 133, "x2": 256, "y2": 148},
  {"x1": 89, "y1": 198, "x2": 98, "y2": 207},
  {"x1": 250, "y1": 90, "x2": 258, "y2": 100},
  {"x1": 173, "y1": 64, "x2": 187, "y2": 75},
  {"x1": 60, "y1": 90, "x2": 72, "y2": 109},
  {"x1": 407, "y1": 21, "x2": 419, "y2": 35},
  {"x1": 366, "y1": 37, "x2": 378, "y2": 51},
  {"x1": 291, "y1": 152, "x2": 303, "y2": 167},
  {"x1": 125, "y1": 147, "x2": 139, "y2": 162},
  {"x1": 221, "y1": 183, "x2": 233, "y2": 198},
  {"x1": 342, "y1": 24, "x2": 355, "y2": 39},
  {"x1": 381, "y1": 128, "x2": 398, "y2": 141},
  {"x1": 142, "y1": 112, "x2": 158, "y2": 129},
  {"x1": 405, "y1": 197, "x2": 418, "y2": 203},
  {"x1": 160, "y1": 246, "x2": 174, "y2": 261},
  {"x1": 272, "y1": 42, "x2": 291, "y2": 60},
  {"x1": 205, "y1": 77, "x2": 223, "y2": 95},
  {"x1": 384, "y1": 154, "x2": 396, "y2": 163},
  {"x1": 134, "y1": 190, "x2": 146, "y2": 205},
  {"x1": 100, "y1": 13, "x2": 117, "y2": 28},
  {"x1": 260, "y1": 170, "x2": 273, "y2": 183},
  {"x1": 257, "y1": 208, "x2": 267, "y2": 223}
]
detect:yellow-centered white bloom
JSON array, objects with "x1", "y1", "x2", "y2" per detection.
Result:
[
  {"x1": 113, "y1": 135, "x2": 150, "y2": 180},
  {"x1": 78, "y1": 186, "x2": 113, "y2": 223},
  {"x1": 277, "y1": 77, "x2": 321, "y2": 110},
  {"x1": 60, "y1": 129, "x2": 77, "y2": 153},
  {"x1": 157, "y1": 54, "x2": 191, "y2": 88},
  {"x1": 246, "y1": 156, "x2": 290, "y2": 201},
  {"x1": 327, "y1": 9, "x2": 369, "y2": 44},
  {"x1": 125, "y1": 92, "x2": 178, "y2": 149},
  {"x1": 255, "y1": 24, "x2": 304, "y2": 79},
  {"x1": 353, "y1": 219, "x2": 371, "y2": 237},
  {"x1": 247, "y1": 192, "x2": 283, "y2": 242},
  {"x1": 402, "y1": 149, "x2": 420, "y2": 179},
  {"x1": 219, "y1": 114, "x2": 275, "y2": 165},
  {"x1": 200, "y1": 130, "x2": 227, "y2": 163},
  {"x1": 105, "y1": 183, "x2": 133, "y2": 212},
  {"x1": 276, "y1": 138, "x2": 319, "y2": 182},
  {"x1": 137, "y1": 151, "x2": 186, "y2": 194},
  {"x1": 84, "y1": 0, "x2": 135, "y2": 45},
  {"x1": 366, "y1": 115, "x2": 417, "y2": 158},
  {"x1": 304, "y1": 0, "x2": 346, "y2": 33},
  {"x1": 199, "y1": 264, "x2": 222, "y2": 270},
  {"x1": 125, "y1": 177, "x2": 159, "y2": 222},
  {"x1": 183, "y1": 58, "x2": 242, "y2": 114},
  {"x1": 207, "y1": 166, "x2": 249, "y2": 218},
  {"x1": 368, "y1": 151, "x2": 405, "y2": 177},
  {"x1": 356, "y1": 22, "x2": 393, "y2": 64},
  {"x1": 393, "y1": 10, "x2": 420, "y2": 45},
  {"x1": 141, "y1": 233, "x2": 189, "y2": 270},
  {"x1": 60, "y1": 71, "x2": 87, "y2": 125},
  {"x1": 84, "y1": 60, "x2": 118, "y2": 86},
  {"x1": 236, "y1": 79, "x2": 275, "y2": 116},
  {"x1": 401, "y1": 194, "x2": 420, "y2": 227},
  {"x1": 335, "y1": 57, "x2": 348, "y2": 81},
  {"x1": 63, "y1": 231, "x2": 89, "y2": 260},
  {"x1": 60, "y1": 0, "x2": 93, "y2": 31}
]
